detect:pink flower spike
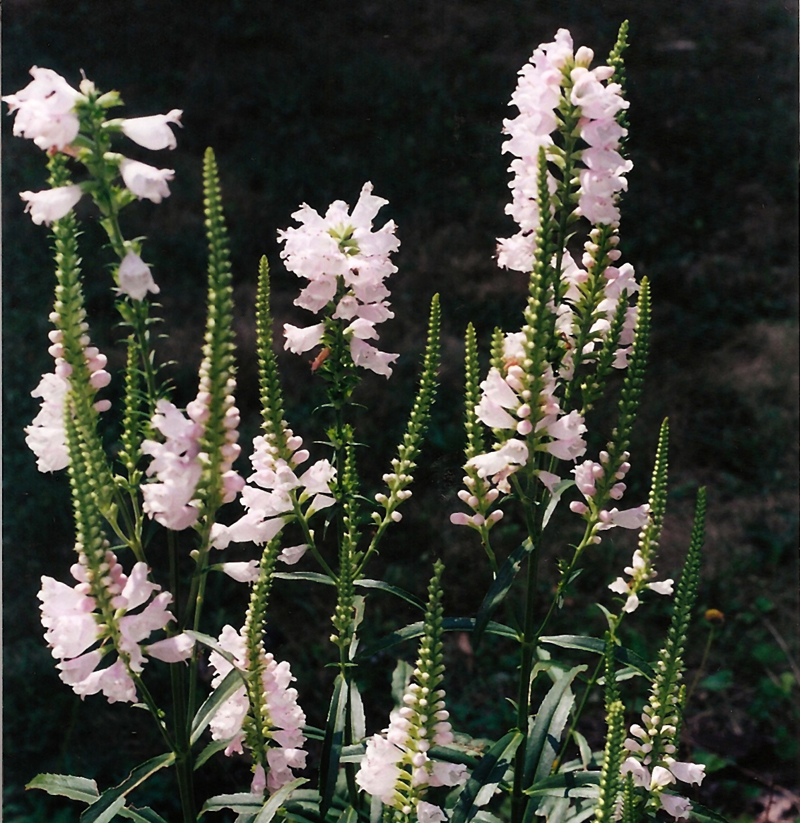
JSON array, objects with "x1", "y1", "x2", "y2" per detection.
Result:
[
  {"x1": 20, "y1": 185, "x2": 82, "y2": 225},
  {"x1": 119, "y1": 158, "x2": 175, "y2": 203},
  {"x1": 118, "y1": 250, "x2": 160, "y2": 301},
  {"x1": 120, "y1": 109, "x2": 183, "y2": 150}
]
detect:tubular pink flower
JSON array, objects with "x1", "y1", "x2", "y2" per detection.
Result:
[
  {"x1": 119, "y1": 158, "x2": 175, "y2": 203},
  {"x1": 120, "y1": 109, "x2": 183, "y2": 150},
  {"x1": 20, "y1": 185, "x2": 83, "y2": 225},
  {"x1": 117, "y1": 250, "x2": 160, "y2": 300}
]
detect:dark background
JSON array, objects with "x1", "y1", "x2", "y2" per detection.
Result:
[{"x1": 3, "y1": 1, "x2": 798, "y2": 821}]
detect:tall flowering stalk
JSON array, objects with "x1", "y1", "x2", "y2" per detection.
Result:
[{"x1": 356, "y1": 562, "x2": 467, "y2": 823}]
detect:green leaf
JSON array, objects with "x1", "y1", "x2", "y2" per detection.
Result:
[
  {"x1": 450, "y1": 731, "x2": 524, "y2": 823},
  {"x1": 201, "y1": 793, "x2": 265, "y2": 815},
  {"x1": 191, "y1": 668, "x2": 246, "y2": 745},
  {"x1": 336, "y1": 806, "x2": 360, "y2": 823},
  {"x1": 539, "y1": 635, "x2": 655, "y2": 680},
  {"x1": 81, "y1": 754, "x2": 176, "y2": 823},
  {"x1": 194, "y1": 737, "x2": 235, "y2": 770},
  {"x1": 684, "y1": 801, "x2": 733, "y2": 823},
  {"x1": 27, "y1": 773, "x2": 99, "y2": 804},
  {"x1": 525, "y1": 771, "x2": 601, "y2": 797},
  {"x1": 353, "y1": 578, "x2": 425, "y2": 611},
  {"x1": 186, "y1": 630, "x2": 242, "y2": 664},
  {"x1": 349, "y1": 679, "x2": 366, "y2": 743},
  {"x1": 524, "y1": 666, "x2": 585, "y2": 789},
  {"x1": 319, "y1": 674, "x2": 348, "y2": 820},
  {"x1": 274, "y1": 571, "x2": 336, "y2": 586},
  {"x1": 356, "y1": 617, "x2": 517, "y2": 661},
  {"x1": 473, "y1": 539, "x2": 533, "y2": 646},
  {"x1": 542, "y1": 481, "x2": 575, "y2": 529},
  {"x1": 118, "y1": 806, "x2": 170, "y2": 823},
  {"x1": 254, "y1": 778, "x2": 308, "y2": 823}
]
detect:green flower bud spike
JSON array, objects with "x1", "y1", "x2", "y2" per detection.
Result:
[
  {"x1": 363, "y1": 294, "x2": 440, "y2": 566},
  {"x1": 241, "y1": 537, "x2": 283, "y2": 772},
  {"x1": 607, "y1": 21, "x2": 631, "y2": 141},
  {"x1": 195, "y1": 147, "x2": 240, "y2": 525},
  {"x1": 646, "y1": 487, "x2": 706, "y2": 766},
  {"x1": 592, "y1": 277, "x2": 650, "y2": 508}
]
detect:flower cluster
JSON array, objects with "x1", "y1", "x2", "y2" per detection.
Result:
[
  {"x1": 141, "y1": 400, "x2": 205, "y2": 530},
  {"x1": 451, "y1": 331, "x2": 589, "y2": 527},
  {"x1": 619, "y1": 703, "x2": 705, "y2": 821},
  {"x1": 25, "y1": 314, "x2": 112, "y2": 473},
  {"x1": 211, "y1": 429, "x2": 334, "y2": 554},
  {"x1": 4, "y1": 67, "x2": 181, "y2": 300},
  {"x1": 608, "y1": 548, "x2": 673, "y2": 614},
  {"x1": 39, "y1": 553, "x2": 191, "y2": 703},
  {"x1": 278, "y1": 182, "x2": 400, "y2": 377},
  {"x1": 496, "y1": 29, "x2": 630, "y2": 273},
  {"x1": 568, "y1": 452, "x2": 650, "y2": 537},
  {"x1": 208, "y1": 624, "x2": 307, "y2": 795}
]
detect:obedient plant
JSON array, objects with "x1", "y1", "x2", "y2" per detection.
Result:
[{"x1": 9, "y1": 22, "x2": 729, "y2": 823}]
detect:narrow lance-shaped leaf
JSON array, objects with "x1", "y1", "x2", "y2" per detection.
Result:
[
  {"x1": 80, "y1": 753, "x2": 176, "y2": 823},
  {"x1": 450, "y1": 731, "x2": 525, "y2": 823},
  {"x1": 319, "y1": 673, "x2": 348, "y2": 820},
  {"x1": 472, "y1": 538, "x2": 533, "y2": 646},
  {"x1": 523, "y1": 665, "x2": 586, "y2": 789}
]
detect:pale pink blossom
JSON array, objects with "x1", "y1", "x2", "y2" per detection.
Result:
[
  {"x1": 279, "y1": 182, "x2": 400, "y2": 376},
  {"x1": 284, "y1": 323, "x2": 326, "y2": 354},
  {"x1": 659, "y1": 795, "x2": 693, "y2": 820},
  {"x1": 220, "y1": 561, "x2": 261, "y2": 583},
  {"x1": 39, "y1": 556, "x2": 181, "y2": 703},
  {"x1": 3, "y1": 66, "x2": 84, "y2": 150},
  {"x1": 278, "y1": 544, "x2": 309, "y2": 565},
  {"x1": 142, "y1": 400, "x2": 203, "y2": 530},
  {"x1": 117, "y1": 250, "x2": 160, "y2": 300},
  {"x1": 120, "y1": 109, "x2": 182, "y2": 150},
  {"x1": 416, "y1": 802, "x2": 447, "y2": 823},
  {"x1": 119, "y1": 158, "x2": 175, "y2": 203},
  {"x1": 20, "y1": 185, "x2": 83, "y2": 225},
  {"x1": 25, "y1": 372, "x2": 70, "y2": 472}
]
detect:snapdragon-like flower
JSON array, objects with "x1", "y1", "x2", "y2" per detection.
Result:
[
  {"x1": 496, "y1": 30, "x2": 572, "y2": 272},
  {"x1": 211, "y1": 430, "x2": 335, "y2": 550},
  {"x1": 117, "y1": 249, "x2": 160, "y2": 300},
  {"x1": 208, "y1": 624, "x2": 307, "y2": 794},
  {"x1": 119, "y1": 109, "x2": 183, "y2": 150},
  {"x1": 20, "y1": 185, "x2": 83, "y2": 226},
  {"x1": 39, "y1": 553, "x2": 191, "y2": 703},
  {"x1": 2, "y1": 66, "x2": 85, "y2": 151},
  {"x1": 278, "y1": 182, "x2": 400, "y2": 377},
  {"x1": 119, "y1": 158, "x2": 175, "y2": 203}
]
